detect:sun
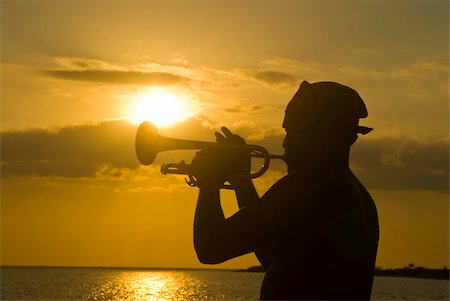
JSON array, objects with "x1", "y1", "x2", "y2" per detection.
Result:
[{"x1": 128, "y1": 87, "x2": 195, "y2": 127}]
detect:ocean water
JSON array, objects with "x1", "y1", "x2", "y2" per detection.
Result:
[{"x1": 0, "y1": 267, "x2": 448, "y2": 300}]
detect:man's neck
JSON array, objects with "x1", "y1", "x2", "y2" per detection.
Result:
[{"x1": 288, "y1": 148, "x2": 350, "y2": 174}]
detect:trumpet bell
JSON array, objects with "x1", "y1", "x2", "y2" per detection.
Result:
[{"x1": 135, "y1": 121, "x2": 159, "y2": 165}]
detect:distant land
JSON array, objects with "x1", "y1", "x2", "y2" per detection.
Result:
[
  {"x1": 2, "y1": 265, "x2": 448, "y2": 280},
  {"x1": 238, "y1": 265, "x2": 450, "y2": 280}
]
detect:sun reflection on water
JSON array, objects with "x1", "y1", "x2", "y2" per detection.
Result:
[
  {"x1": 129, "y1": 273, "x2": 172, "y2": 300},
  {"x1": 88, "y1": 270, "x2": 217, "y2": 301}
]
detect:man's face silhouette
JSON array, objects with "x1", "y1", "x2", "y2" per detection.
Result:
[
  {"x1": 282, "y1": 119, "x2": 324, "y2": 173},
  {"x1": 282, "y1": 81, "x2": 372, "y2": 173}
]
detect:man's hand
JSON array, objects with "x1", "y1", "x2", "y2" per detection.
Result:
[
  {"x1": 215, "y1": 127, "x2": 251, "y2": 186},
  {"x1": 190, "y1": 149, "x2": 228, "y2": 188},
  {"x1": 190, "y1": 127, "x2": 250, "y2": 188}
]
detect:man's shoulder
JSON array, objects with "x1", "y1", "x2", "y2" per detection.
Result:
[
  {"x1": 259, "y1": 172, "x2": 324, "y2": 228},
  {"x1": 260, "y1": 171, "x2": 318, "y2": 208},
  {"x1": 269, "y1": 171, "x2": 319, "y2": 193}
]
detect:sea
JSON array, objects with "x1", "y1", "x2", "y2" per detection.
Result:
[{"x1": 1, "y1": 267, "x2": 448, "y2": 301}]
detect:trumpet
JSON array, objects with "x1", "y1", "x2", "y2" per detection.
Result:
[{"x1": 135, "y1": 121, "x2": 284, "y2": 188}]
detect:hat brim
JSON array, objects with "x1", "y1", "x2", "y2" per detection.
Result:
[{"x1": 357, "y1": 126, "x2": 373, "y2": 135}]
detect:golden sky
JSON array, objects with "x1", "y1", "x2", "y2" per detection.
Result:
[{"x1": 1, "y1": 1, "x2": 448, "y2": 269}]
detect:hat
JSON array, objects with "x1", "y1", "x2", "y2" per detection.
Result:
[{"x1": 283, "y1": 81, "x2": 373, "y2": 135}]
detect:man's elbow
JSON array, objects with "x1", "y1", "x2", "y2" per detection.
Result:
[
  {"x1": 194, "y1": 240, "x2": 227, "y2": 264},
  {"x1": 196, "y1": 251, "x2": 224, "y2": 265}
]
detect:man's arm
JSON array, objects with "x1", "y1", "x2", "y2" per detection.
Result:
[
  {"x1": 231, "y1": 178, "x2": 258, "y2": 207},
  {"x1": 192, "y1": 128, "x2": 274, "y2": 266},
  {"x1": 193, "y1": 179, "x2": 271, "y2": 265},
  {"x1": 193, "y1": 185, "x2": 225, "y2": 264},
  {"x1": 231, "y1": 179, "x2": 272, "y2": 269}
]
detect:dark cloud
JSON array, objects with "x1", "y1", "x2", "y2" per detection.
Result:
[
  {"x1": 43, "y1": 70, "x2": 190, "y2": 85},
  {"x1": 250, "y1": 70, "x2": 298, "y2": 85},
  {"x1": 1, "y1": 120, "x2": 139, "y2": 178},
  {"x1": 225, "y1": 105, "x2": 264, "y2": 114},
  {"x1": 351, "y1": 137, "x2": 448, "y2": 192},
  {"x1": 1, "y1": 119, "x2": 448, "y2": 192}
]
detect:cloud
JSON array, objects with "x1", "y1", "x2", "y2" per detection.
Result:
[
  {"x1": 351, "y1": 137, "x2": 448, "y2": 192},
  {"x1": 229, "y1": 120, "x2": 285, "y2": 143},
  {"x1": 44, "y1": 70, "x2": 190, "y2": 86},
  {"x1": 251, "y1": 57, "x2": 448, "y2": 82},
  {"x1": 338, "y1": 61, "x2": 449, "y2": 80},
  {"x1": 42, "y1": 56, "x2": 194, "y2": 86},
  {"x1": 53, "y1": 57, "x2": 126, "y2": 71},
  {"x1": 40, "y1": 56, "x2": 448, "y2": 103},
  {"x1": 248, "y1": 70, "x2": 298, "y2": 85},
  {"x1": 1, "y1": 119, "x2": 139, "y2": 178},
  {"x1": 224, "y1": 104, "x2": 264, "y2": 114},
  {"x1": 231, "y1": 60, "x2": 303, "y2": 86},
  {"x1": 1, "y1": 119, "x2": 448, "y2": 192},
  {"x1": 388, "y1": 61, "x2": 449, "y2": 79}
]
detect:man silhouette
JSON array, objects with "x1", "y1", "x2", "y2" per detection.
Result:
[{"x1": 192, "y1": 81, "x2": 379, "y2": 300}]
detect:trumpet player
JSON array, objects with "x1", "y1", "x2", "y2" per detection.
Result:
[{"x1": 191, "y1": 81, "x2": 379, "y2": 300}]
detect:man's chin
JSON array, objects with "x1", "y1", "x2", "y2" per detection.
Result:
[{"x1": 287, "y1": 162, "x2": 302, "y2": 174}]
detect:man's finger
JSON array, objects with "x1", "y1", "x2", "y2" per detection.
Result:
[
  {"x1": 222, "y1": 127, "x2": 236, "y2": 138},
  {"x1": 219, "y1": 127, "x2": 246, "y2": 144},
  {"x1": 215, "y1": 132, "x2": 226, "y2": 143}
]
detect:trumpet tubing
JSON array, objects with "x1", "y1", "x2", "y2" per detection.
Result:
[{"x1": 135, "y1": 121, "x2": 284, "y2": 188}]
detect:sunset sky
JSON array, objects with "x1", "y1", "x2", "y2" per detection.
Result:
[{"x1": 1, "y1": 1, "x2": 448, "y2": 270}]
